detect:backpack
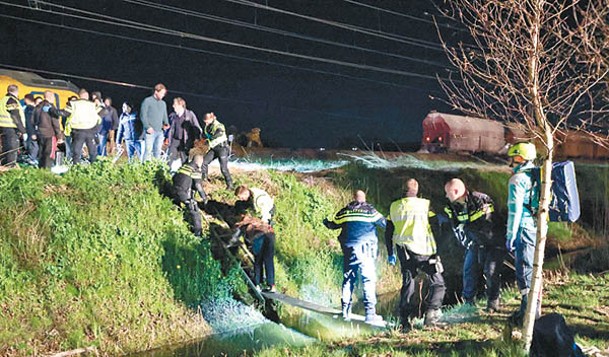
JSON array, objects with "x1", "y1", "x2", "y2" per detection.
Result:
[
  {"x1": 527, "y1": 161, "x2": 581, "y2": 222},
  {"x1": 531, "y1": 313, "x2": 585, "y2": 357}
]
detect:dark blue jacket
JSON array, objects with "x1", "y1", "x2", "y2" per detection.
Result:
[{"x1": 324, "y1": 201, "x2": 386, "y2": 247}]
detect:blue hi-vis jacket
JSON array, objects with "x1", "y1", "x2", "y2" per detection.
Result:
[
  {"x1": 506, "y1": 161, "x2": 539, "y2": 245},
  {"x1": 324, "y1": 201, "x2": 386, "y2": 248}
]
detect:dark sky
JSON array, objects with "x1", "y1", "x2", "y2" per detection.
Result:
[{"x1": 0, "y1": 0, "x2": 457, "y2": 148}]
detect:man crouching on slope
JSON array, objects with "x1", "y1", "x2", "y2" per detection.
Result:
[{"x1": 323, "y1": 189, "x2": 386, "y2": 324}]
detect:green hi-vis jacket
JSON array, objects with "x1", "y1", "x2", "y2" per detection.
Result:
[
  {"x1": 0, "y1": 94, "x2": 25, "y2": 132},
  {"x1": 386, "y1": 197, "x2": 437, "y2": 256},
  {"x1": 204, "y1": 119, "x2": 228, "y2": 149}
]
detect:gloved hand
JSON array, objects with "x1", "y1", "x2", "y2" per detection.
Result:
[
  {"x1": 387, "y1": 254, "x2": 397, "y2": 266},
  {"x1": 506, "y1": 238, "x2": 516, "y2": 253}
]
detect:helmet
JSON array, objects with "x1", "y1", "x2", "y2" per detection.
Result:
[{"x1": 507, "y1": 142, "x2": 536, "y2": 161}]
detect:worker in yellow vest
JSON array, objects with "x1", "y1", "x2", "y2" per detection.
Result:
[
  {"x1": 0, "y1": 84, "x2": 26, "y2": 167},
  {"x1": 202, "y1": 112, "x2": 233, "y2": 190},
  {"x1": 385, "y1": 178, "x2": 446, "y2": 331},
  {"x1": 64, "y1": 89, "x2": 102, "y2": 164}
]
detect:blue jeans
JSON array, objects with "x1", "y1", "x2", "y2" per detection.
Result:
[
  {"x1": 125, "y1": 140, "x2": 144, "y2": 162},
  {"x1": 144, "y1": 131, "x2": 164, "y2": 161},
  {"x1": 462, "y1": 245, "x2": 504, "y2": 303},
  {"x1": 515, "y1": 219, "x2": 536, "y2": 294},
  {"x1": 342, "y1": 241, "x2": 378, "y2": 315},
  {"x1": 97, "y1": 132, "x2": 108, "y2": 156}
]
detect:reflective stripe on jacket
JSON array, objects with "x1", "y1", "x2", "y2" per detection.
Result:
[
  {"x1": 0, "y1": 94, "x2": 25, "y2": 130},
  {"x1": 444, "y1": 191, "x2": 500, "y2": 247},
  {"x1": 325, "y1": 201, "x2": 386, "y2": 248},
  {"x1": 65, "y1": 99, "x2": 101, "y2": 130},
  {"x1": 387, "y1": 197, "x2": 437, "y2": 256},
  {"x1": 204, "y1": 119, "x2": 228, "y2": 148}
]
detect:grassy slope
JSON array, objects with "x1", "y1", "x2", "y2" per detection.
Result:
[
  {"x1": 0, "y1": 161, "x2": 239, "y2": 356},
  {"x1": 1, "y1": 158, "x2": 606, "y2": 355}
]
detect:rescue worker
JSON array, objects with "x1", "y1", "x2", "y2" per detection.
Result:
[
  {"x1": 323, "y1": 190, "x2": 386, "y2": 324},
  {"x1": 32, "y1": 91, "x2": 65, "y2": 169},
  {"x1": 443, "y1": 178, "x2": 505, "y2": 312},
  {"x1": 506, "y1": 142, "x2": 540, "y2": 325},
  {"x1": 234, "y1": 185, "x2": 275, "y2": 225},
  {"x1": 235, "y1": 214, "x2": 277, "y2": 293},
  {"x1": 172, "y1": 154, "x2": 208, "y2": 237},
  {"x1": 202, "y1": 112, "x2": 233, "y2": 190},
  {"x1": 167, "y1": 97, "x2": 202, "y2": 169},
  {"x1": 385, "y1": 178, "x2": 446, "y2": 330},
  {"x1": 0, "y1": 84, "x2": 26, "y2": 167},
  {"x1": 65, "y1": 89, "x2": 102, "y2": 164}
]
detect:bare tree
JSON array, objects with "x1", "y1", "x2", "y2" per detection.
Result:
[{"x1": 436, "y1": 0, "x2": 609, "y2": 352}]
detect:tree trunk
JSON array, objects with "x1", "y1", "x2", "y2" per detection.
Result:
[
  {"x1": 522, "y1": 0, "x2": 552, "y2": 352},
  {"x1": 523, "y1": 128, "x2": 553, "y2": 352}
]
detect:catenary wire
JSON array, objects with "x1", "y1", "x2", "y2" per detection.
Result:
[
  {"x1": 225, "y1": 0, "x2": 445, "y2": 51},
  {"x1": 0, "y1": 63, "x2": 415, "y2": 122},
  {"x1": 0, "y1": 12, "x2": 447, "y2": 92},
  {"x1": 121, "y1": 0, "x2": 448, "y2": 68},
  {"x1": 343, "y1": 0, "x2": 465, "y2": 31},
  {"x1": 20, "y1": 1, "x2": 446, "y2": 80}
]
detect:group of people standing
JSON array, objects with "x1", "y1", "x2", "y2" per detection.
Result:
[
  {"x1": 325, "y1": 142, "x2": 540, "y2": 330},
  {"x1": 0, "y1": 83, "x2": 234, "y2": 191}
]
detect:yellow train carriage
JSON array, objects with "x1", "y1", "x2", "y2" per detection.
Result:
[{"x1": 0, "y1": 69, "x2": 79, "y2": 109}]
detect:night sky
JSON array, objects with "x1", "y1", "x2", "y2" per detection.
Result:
[{"x1": 0, "y1": 0, "x2": 457, "y2": 148}]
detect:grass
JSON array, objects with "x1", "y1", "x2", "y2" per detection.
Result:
[
  {"x1": 0, "y1": 161, "x2": 238, "y2": 356},
  {"x1": 256, "y1": 273, "x2": 609, "y2": 356},
  {"x1": 2, "y1": 155, "x2": 606, "y2": 355}
]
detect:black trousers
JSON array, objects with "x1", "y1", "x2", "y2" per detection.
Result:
[
  {"x1": 202, "y1": 145, "x2": 232, "y2": 187},
  {"x1": 396, "y1": 245, "x2": 446, "y2": 322},
  {"x1": 71, "y1": 129, "x2": 97, "y2": 164},
  {"x1": 0, "y1": 127, "x2": 19, "y2": 166},
  {"x1": 168, "y1": 140, "x2": 188, "y2": 164},
  {"x1": 182, "y1": 201, "x2": 202, "y2": 237},
  {"x1": 38, "y1": 136, "x2": 55, "y2": 169},
  {"x1": 253, "y1": 233, "x2": 276, "y2": 286}
]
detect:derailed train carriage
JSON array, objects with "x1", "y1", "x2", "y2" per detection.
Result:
[{"x1": 420, "y1": 111, "x2": 609, "y2": 160}]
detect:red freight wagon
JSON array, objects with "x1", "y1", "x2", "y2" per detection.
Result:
[{"x1": 421, "y1": 112, "x2": 506, "y2": 153}]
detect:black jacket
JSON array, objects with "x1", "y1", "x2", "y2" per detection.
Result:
[
  {"x1": 172, "y1": 161, "x2": 206, "y2": 203},
  {"x1": 443, "y1": 191, "x2": 504, "y2": 248},
  {"x1": 33, "y1": 101, "x2": 64, "y2": 139}
]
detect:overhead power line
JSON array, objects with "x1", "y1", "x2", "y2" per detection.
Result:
[
  {"x1": 343, "y1": 0, "x2": 465, "y2": 31},
  {"x1": 224, "y1": 0, "x2": 446, "y2": 52},
  {"x1": 19, "y1": 0, "x2": 444, "y2": 80},
  {"x1": 121, "y1": 0, "x2": 448, "y2": 68},
  {"x1": 0, "y1": 63, "x2": 415, "y2": 121},
  {"x1": 0, "y1": 13, "x2": 443, "y2": 92}
]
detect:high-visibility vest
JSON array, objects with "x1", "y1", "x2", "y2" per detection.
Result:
[
  {"x1": 65, "y1": 99, "x2": 101, "y2": 130},
  {"x1": 250, "y1": 187, "x2": 274, "y2": 223},
  {"x1": 388, "y1": 197, "x2": 437, "y2": 256},
  {"x1": 0, "y1": 94, "x2": 25, "y2": 129},
  {"x1": 204, "y1": 120, "x2": 228, "y2": 148}
]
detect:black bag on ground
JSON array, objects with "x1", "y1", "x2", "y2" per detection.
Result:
[{"x1": 531, "y1": 313, "x2": 584, "y2": 357}]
